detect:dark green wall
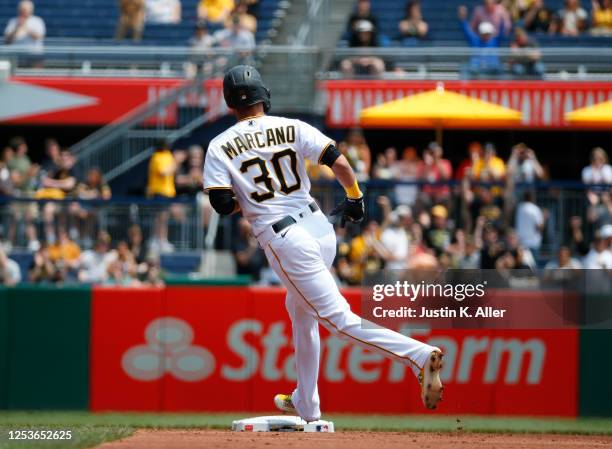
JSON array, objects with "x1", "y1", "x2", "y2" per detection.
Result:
[
  {"x1": 3, "y1": 287, "x2": 91, "y2": 410},
  {"x1": 579, "y1": 329, "x2": 612, "y2": 417},
  {"x1": 0, "y1": 289, "x2": 8, "y2": 409}
]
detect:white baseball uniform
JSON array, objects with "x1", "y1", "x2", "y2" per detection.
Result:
[{"x1": 204, "y1": 115, "x2": 438, "y2": 421}]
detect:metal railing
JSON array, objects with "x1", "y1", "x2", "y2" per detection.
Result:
[
  {"x1": 1, "y1": 182, "x2": 605, "y2": 259},
  {"x1": 327, "y1": 46, "x2": 612, "y2": 80},
  {"x1": 0, "y1": 195, "x2": 209, "y2": 252},
  {"x1": 70, "y1": 73, "x2": 212, "y2": 181},
  {"x1": 2, "y1": 45, "x2": 611, "y2": 80}
]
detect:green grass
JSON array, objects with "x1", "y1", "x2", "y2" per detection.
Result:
[{"x1": 0, "y1": 412, "x2": 611, "y2": 449}]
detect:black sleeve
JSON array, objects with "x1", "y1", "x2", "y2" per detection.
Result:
[
  {"x1": 208, "y1": 188, "x2": 237, "y2": 215},
  {"x1": 320, "y1": 144, "x2": 342, "y2": 168}
]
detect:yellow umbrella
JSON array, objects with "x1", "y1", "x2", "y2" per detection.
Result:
[
  {"x1": 359, "y1": 83, "x2": 522, "y2": 144},
  {"x1": 565, "y1": 100, "x2": 612, "y2": 128}
]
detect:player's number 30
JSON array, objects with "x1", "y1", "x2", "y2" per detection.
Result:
[{"x1": 239, "y1": 148, "x2": 301, "y2": 202}]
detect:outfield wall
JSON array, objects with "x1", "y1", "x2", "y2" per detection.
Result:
[{"x1": 0, "y1": 286, "x2": 609, "y2": 416}]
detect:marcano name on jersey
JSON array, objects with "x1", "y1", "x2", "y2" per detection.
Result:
[{"x1": 220, "y1": 125, "x2": 296, "y2": 160}]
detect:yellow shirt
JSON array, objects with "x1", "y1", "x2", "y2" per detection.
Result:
[
  {"x1": 48, "y1": 241, "x2": 81, "y2": 263},
  {"x1": 148, "y1": 150, "x2": 176, "y2": 198},
  {"x1": 200, "y1": 0, "x2": 234, "y2": 22},
  {"x1": 473, "y1": 156, "x2": 506, "y2": 180},
  {"x1": 593, "y1": 9, "x2": 612, "y2": 29}
]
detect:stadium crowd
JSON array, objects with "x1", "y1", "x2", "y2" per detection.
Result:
[
  {"x1": 228, "y1": 133, "x2": 612, "y2": 285},
  {"x1": 0, "y1": 133, "x2": 610, "y2": 287},
  {"x1": 340, "y1": 0, "x2": 612, "y2": 78}
]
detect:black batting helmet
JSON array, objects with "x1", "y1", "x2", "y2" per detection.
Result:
[{"x1": 223, "y1": 65, "x2": 271, "y2": 112}]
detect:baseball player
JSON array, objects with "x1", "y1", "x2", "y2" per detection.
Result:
[{"x1": 204, "y1": 65, "x2": 443, "y2": 421}]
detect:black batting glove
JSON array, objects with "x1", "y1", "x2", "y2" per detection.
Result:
[{"x1": 331, "y1": 196, "x2": 365, "y2": 227}]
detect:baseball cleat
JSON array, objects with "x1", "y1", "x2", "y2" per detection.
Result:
[
  {"x1": 274, "y1": 393, "x2": 296, "y2": 414},
  {"x1": 419, "y1": 350, "x2": 444, "y2": 410}
]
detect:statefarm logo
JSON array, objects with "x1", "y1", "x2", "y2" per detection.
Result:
[
  {"x1": 122, "y1": 317, "x2": 215, "y2": 382},
  {"x1": 123, "y1": 318, "x2": 546, "y2": 385}
]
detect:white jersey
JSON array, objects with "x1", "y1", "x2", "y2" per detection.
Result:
[{"x1": 204, "y1": 115, "x2": 334, "y2": 236}]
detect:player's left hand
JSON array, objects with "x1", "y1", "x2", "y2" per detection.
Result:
[{"x1": 331, "y1": 196, "x2": 365, "y2": 227}]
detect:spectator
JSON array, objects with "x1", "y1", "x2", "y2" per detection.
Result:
[
  {"x1": 190, "y1": 20, "x2": 215, "y2": 49},
  {"x1": 3, "y1": 0, "x2": 45, "y2": 66},
  {"x1": 582, "y1": 147, "x2": 612, "y2": 185},
  {"x1": 545, "y1": 245, "x2": 582, "y2": 270},
  {"x1": 591, "y1": 0, "x2": 612, "y2": 35},
  {"x1": 71, "y1": 167, "x2": 111, "y2": 246},
  {"x1": 583, "y1": 228, "x2": 612, "y2": 268},
  {"x1": 48, "y1": 228, "x2": 81, "y2": 276},
  {"x1": 338, "y1": 129, "x2": 371, "y2": 181},
  {"x1": 416, "y1": 142, "x2": 452, "y2": 206},
  {"x1": 459, "y1": 6, "x2": 503, "y2": 78},
  {"x1": 346, "y1": 220, "x2": 388, "y2": 284},
  {"x1": 128, "y1": 224, "x2": 147, "y2": 265},
  {"x1": 505, "y1": 227, "x2": 536, "y2": 268},
  {"x1": 213, "y1": 14, "x2": 255, "y2": 54},
  {"x1": 78, "y1": 232, "x2": 116, "y2": 283},
  {"x1": 515, "y1": 191, "x2": 545, "y2": 253},
  {"x1": 232, "y1": 217, "x2": 266, "y2": 281},
  {"x1": 379, "y1": 197, "x2": 411, "y2": 270},
  {"x1": 372, "y1": 147, "x2": 398, "y2": 180},
  {"x1": 198, "y1": 0, "x2": 234, "y2": 23},
  {"x1": 105, "y1": 259, "x2": 140, "y2": 286},
  {"x1": 0, "y1": 147, "x2": 12, "y2": 196},
  {"x1": 29, "y1": 243, "x2": 60, "y2": 284},
  {"x1": 468, "y1": 0, "x2": 512, "y2": 37},
  {"x1": 480, "y1": 223, "x2": 505, "y2": 268},
  {"x1": 147, "y1": 140, "x2": 177, "y2": 253},
  {"x1": 509, "y1": 28, "x2": 545, "y2": 78},
  {"x1": 7, "y1": 137, "x2": 40, "y2": 251},
  {"x1": 524, "y1": 0, "x2": 553, "y2": 32},
  {"x1": 39, "y1": 148, "x2": 79, "y2": 243},
  {"x1": 226, "y1": 0, "x2": 257, "y2": 33},
  {"x1": 116, "y1": 0, "x2": 145, "y2": 41},
  {"x1": 587, "y1": 190, "x2": 612, "y2": 229},
  {"x1": 456, "y1": 141, "x2": 483, "y2": 180},
  {"x1": 474, "y1": 142, "x2": 507, "y2": 184},
  {"x1": 0, "y1": 245, "x2": 21, "y2": 286},
  {"x1": 558, "y1": 0, "x2": 588, "y2": 35},
  {"x1": 175, "y1": 145, "x2": 204, "y2": 196},
  {"x1": 425, "y1": 205, "x2": 452, "y2": 256},
  {"x1": 398, "y1": 1, "x2": 428, "y2": 41},
  {"x1": 349, "y1": 0, "x2": 378, "y2": 35},
  {"x1": 341, "y1": 20, "x2": 385, "y2": 76},
  {"x1": 507, "y1": 142, "x2": 545, "y2": 182},
  {"x1": 143, "y1": 254, "x2": 165, "y2": 286},
  {"x1": 187, "y1": 21, "x2": 215, "y2": 77},
  {"x1": 39, "y1": 138, "x2": 61, "y2": 180},
  {"x1": 394, "y1": 146, "x2": 420, "y2": 206},
  {"x1": 145, "y1": 0, "x2": 181, "y2": 24}
]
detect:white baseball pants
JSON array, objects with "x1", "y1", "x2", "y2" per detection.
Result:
[{"x1": 258, "y1": 208, "x2": 438, "y2": 422}]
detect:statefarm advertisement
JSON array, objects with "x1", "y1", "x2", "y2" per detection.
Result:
[{"x1": 90, "y1": 285, "x2": 579, "y2": 416}]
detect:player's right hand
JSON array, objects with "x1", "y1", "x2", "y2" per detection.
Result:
[{"x1": 331, "y1": 196, "x2": 365, "y2": 227}]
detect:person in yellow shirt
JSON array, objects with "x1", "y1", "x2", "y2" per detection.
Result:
[
  {"x1": 48, "y1": 228, "x2": 81, "y2": 272},
  {"x1": 472, "y1": 142, "x2": 506, "y2": 196},
  {"x1": 591, "y1": 0, "x2": 612, "y2": 35},
  {"x1": 148, "y1": 140, "x2": 177, "y2": 198},
  {"x1": 198, "y1": 0, "x2": 234, "y2": 23},
  {"x1": 147, "y1": 140, "x2": 177, "y2": 252}
]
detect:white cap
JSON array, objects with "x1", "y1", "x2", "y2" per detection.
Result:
[
  {"x1": 355, "y1": 20, "x2": 374, "y2": 33},
  {"x1": 478, "y1": 21, "x2": 495, "y2": 35},
  {"x1": 600, "y1": 224, "x2": 612, "y2": 239}
]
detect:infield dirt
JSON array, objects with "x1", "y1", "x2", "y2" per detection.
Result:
[{"x1": 98, "y1": 429, "x2": 612, "y2": 449}]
